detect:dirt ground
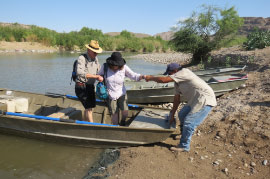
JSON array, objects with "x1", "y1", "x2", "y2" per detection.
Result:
[{"x1": 105, "y1": 47, "x2": 270, "y2": 179}]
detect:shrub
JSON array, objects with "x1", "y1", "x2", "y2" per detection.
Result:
[{"x1": 243, "y1": 28, "x2": 270, "y2": 50}]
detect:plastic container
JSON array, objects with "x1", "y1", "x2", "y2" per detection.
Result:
[{"x1": 15, "y1": 98, "x2": 29, "y2": 112}]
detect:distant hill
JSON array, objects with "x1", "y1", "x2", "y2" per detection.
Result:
[
  {"x1": 0, "y1": 22, "x2": 31, "y2": 29},
  {"x1": 105, "y1": 32, "x2": 151, "y2": 38},
  {"x1": 154, "y1": 17, "x2": 270, "y2": 40},
  {"x1": 2, "y1": 17, "x2": 270, "y2": 42},
  {"x1": 238, "y1": 17, "x2": 270, "y2": 35},
  {"x1": 154, "y1": 31, "x2": 174, "y2": 41},
  {"x1": 105, "y1": 31, "x2": 174, "y2": 41}
]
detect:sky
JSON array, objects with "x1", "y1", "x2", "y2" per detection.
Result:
[{"x1": 1, "y1": 0, "x2": 269, "y2": 35}]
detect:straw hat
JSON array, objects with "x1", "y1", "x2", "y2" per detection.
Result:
[{"x1": 85, "y1": 40, "x2": 103, "y2": 53}]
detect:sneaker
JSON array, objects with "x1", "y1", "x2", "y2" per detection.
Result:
[{"x1": 170, "y1": 146, "x2": 188, "y2": 152}]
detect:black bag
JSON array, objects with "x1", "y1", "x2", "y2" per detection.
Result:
[{"x1": 70, "y1": 54, "x2": 88, "y2": 84}]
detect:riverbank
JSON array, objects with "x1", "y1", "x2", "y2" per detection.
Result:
[
  {"x1": 130, "y1": 52, "x2": 192, "y2": 65},
  {"x1": 0, "y1": 41, "x2": 59, "y2": 53},
  {"x1": 91, "y1": 47, "x2": 270, "y2": 179},
  {"x1": 130, "y1": 46, "x2": 255, "y2": 68}
]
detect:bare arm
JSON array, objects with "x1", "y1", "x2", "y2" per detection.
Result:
[
  {"x1": 145, "y1": 75, "x2": 174, "y2": 83},
  {"x1": 86, "y1": 73, "x2": 103, "y2": 82},
  {"x1": 169, "y1": 94, "x2": 181, "y2": 124}
]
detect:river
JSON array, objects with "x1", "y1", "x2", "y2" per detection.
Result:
[{"x1": 0, "y1": 52, "x2": 166, "y2": 178}]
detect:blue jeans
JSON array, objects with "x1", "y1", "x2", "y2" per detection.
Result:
[{"x1": 178, "y1": 105, "x2": 212, "y2": 151}]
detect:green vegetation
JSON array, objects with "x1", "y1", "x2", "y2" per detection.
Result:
[
  {"x1": 219, "y1": 35, "x2": 247, "y2": 48},
  {"x1": 243, "y1": 28, "x2": 270, "y2": 50},
  {"x1": 0, "y1": 24, "x2": 169, "y2": 52},
  {"x1": 170, "y1": 5, "x2": 244, "y2": 66}
]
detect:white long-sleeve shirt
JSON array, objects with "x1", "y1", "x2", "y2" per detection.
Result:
[{"x1": 98, "y1": 64, "x2": 141, "y2": 100}]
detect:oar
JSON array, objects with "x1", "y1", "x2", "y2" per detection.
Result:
[
  {"x1": 45, "y1": 92, "x2": 141, "y2": 108},
  {"x1": 0, "y1": 110, "x2": 117, "y2": 127}
]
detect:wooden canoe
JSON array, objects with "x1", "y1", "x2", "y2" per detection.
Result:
[{"x1": 0, "y1": 89, "x2": 174, "y2": 148}]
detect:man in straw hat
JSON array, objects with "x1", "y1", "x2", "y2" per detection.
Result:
[
  {"x1": 74, "y1": 40, "x2": 104, "y2": 122},
  {"x1": 145, "y1": 63, "x2": 217, "y2": 152}
]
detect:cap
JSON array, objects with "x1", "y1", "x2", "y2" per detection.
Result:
[{"x1": 163, "y1": 63, "x2": 181, "y2": 75}]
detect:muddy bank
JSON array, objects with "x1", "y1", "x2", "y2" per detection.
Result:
[
  {"x1": 83, "y1": 149, "x2": 120, "y2": 179},
  {"x1": 103, "y1": 47, "x2": 270, "y2": 179}
]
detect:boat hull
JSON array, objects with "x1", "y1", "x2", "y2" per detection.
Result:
[
  {"x1": 0, "y1": 116, "x2": 173, "y2": 148},
  {"x1": 126, "y1": 77, "x2": 247, "y2": 104},
  {"x1": 0, "y1": 89, "x2": 174, "y2": 147}
]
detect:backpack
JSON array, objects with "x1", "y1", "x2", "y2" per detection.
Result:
[
  {"x1": 96, "y1": 63, "x2": 108, "y2": 100},
  {"x1": 70, "y1": 54, "x2": 88, "y2": 85}
]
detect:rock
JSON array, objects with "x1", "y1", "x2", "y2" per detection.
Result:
[
  {"x1": 222, "y1": 168, "x2": 229, "y2": 174},
  {"x1": 262, "y1": 160, "x2": 268, "y2": 166},
  {"x1": 216, "y1": 129, "x2": 227, "y2": 138},
  {"x1": 239, "y1": 84, "x2": 246, "y2": 89},
  {"x1": 244, "y1": 138, "x2": 257, "y2": 147},
  {"x1": 250, "y1": 162, "x2": 256, "y2": 167}
]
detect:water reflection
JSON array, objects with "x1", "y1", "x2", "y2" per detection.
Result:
[{"x1": 0, "y1": 134, "x2": 102, "y2": 179}]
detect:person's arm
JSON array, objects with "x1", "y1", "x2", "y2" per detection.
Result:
[
  {"x1": 76, "y1": 56, "x2": 103, "y2": 82},
  {"x1": 86, "y1": 73, "x2": 103, "y2": 82},
  {"x1": 145, "y1": 75, "x2": 174, "y2": 83},
  {"x1": 125, "y1": 65, "x2": 142, "y2": 81},
  {"x1": 169, "y1": 94, "x2": 181, "y2": 124},
  {"x1": 76, "y1": 56, "x2": 87, "y2": 82}
]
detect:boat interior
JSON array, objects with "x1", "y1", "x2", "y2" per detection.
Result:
[{"x1": 0, "y1": 88, "x2": 142, "y2": 125}]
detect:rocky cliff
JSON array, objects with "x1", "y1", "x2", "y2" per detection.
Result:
[{"x1": 238, "y1": 17, "x2": 270, "y2": 35}]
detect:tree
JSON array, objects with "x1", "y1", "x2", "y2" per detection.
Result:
[{"x1": 170, "y1": 5, "x2": 243, "y2": 66}]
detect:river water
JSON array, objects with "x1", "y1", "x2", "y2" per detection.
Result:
[{"x1": 0, "y1": 52, "x2": 166, "y2": 178}]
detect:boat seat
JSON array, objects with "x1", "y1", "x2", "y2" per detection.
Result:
[
  {"x1": 47, "y1": 107, "x2": 76, "y2": 119},
  {"x1": 129, "y1": 108, "x2": 174, "y2": 129}
]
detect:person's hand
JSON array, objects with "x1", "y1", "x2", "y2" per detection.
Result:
[
  {"x1": 144, "y1": 75, "x2": 152, "y2": 82},
  {"x1": 97, "y1": 75, "x2": 103, "y2": 82},
  {"x1": 139, "y1": 75, "x2": 146, "y2": 81}
]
